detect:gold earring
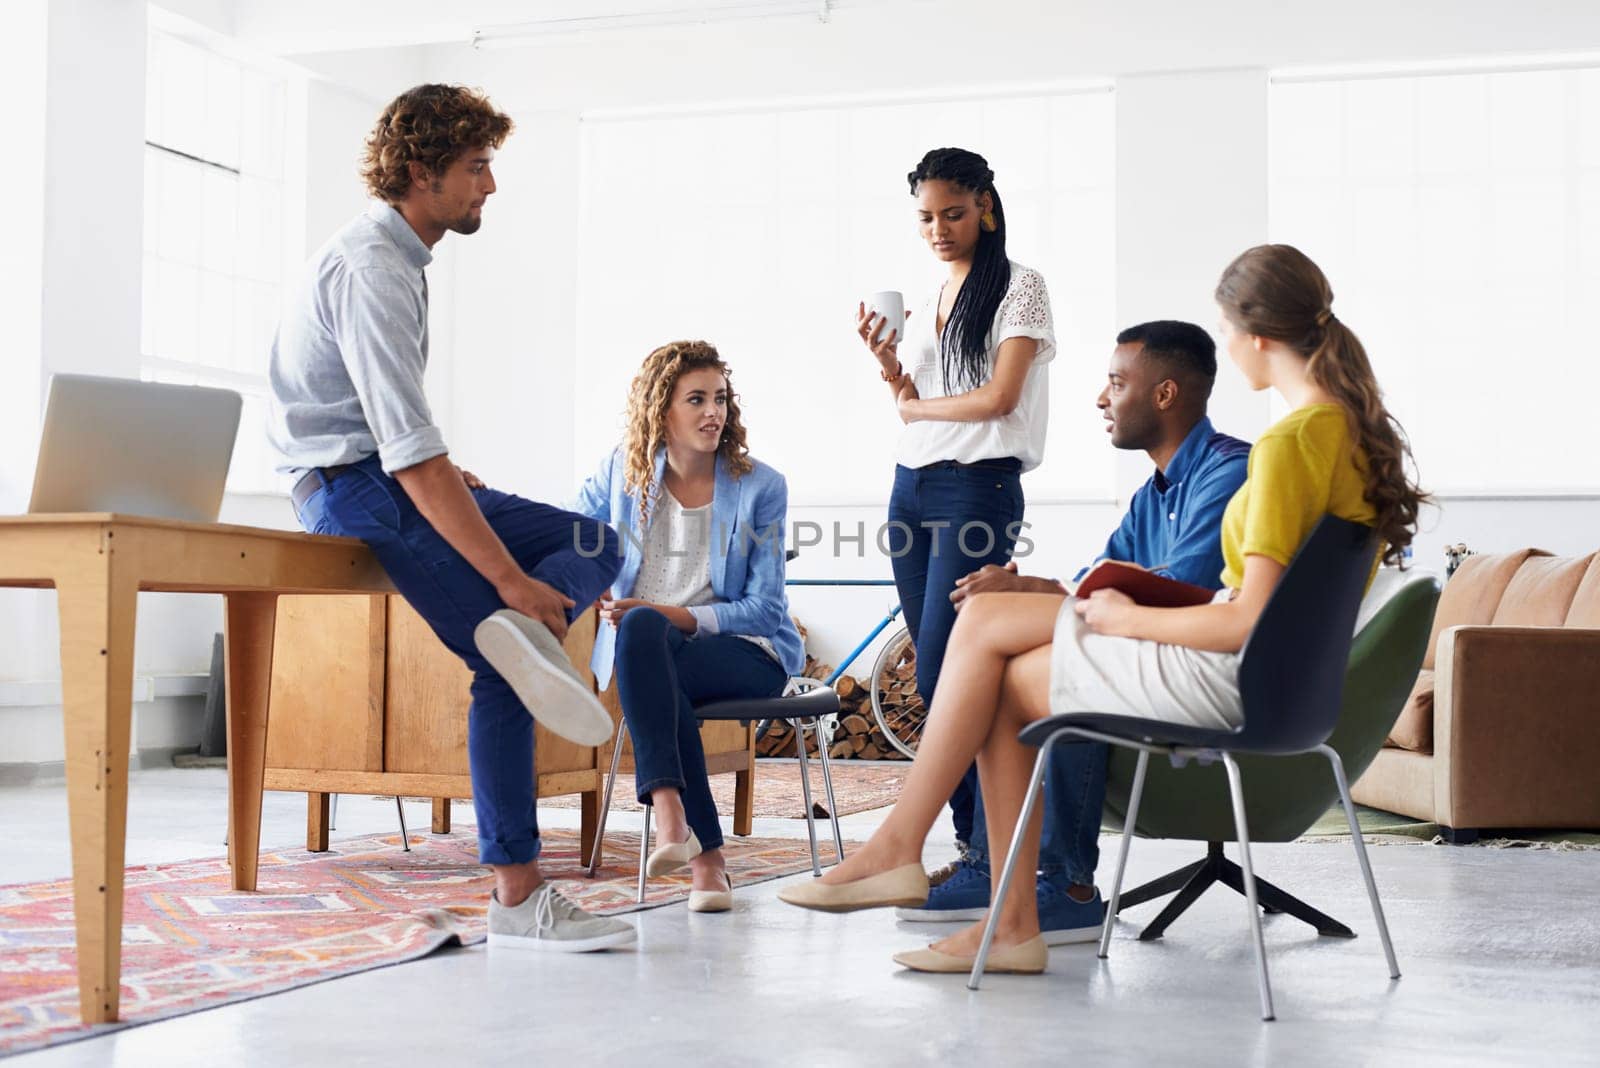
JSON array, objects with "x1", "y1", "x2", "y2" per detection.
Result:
[{"x1": 981, "y1": 211, "x2": 997, "y2": 232}]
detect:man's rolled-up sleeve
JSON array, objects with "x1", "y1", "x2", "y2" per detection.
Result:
[{"x1": 332, "y1": 265, "x2": 448, "y2": 474}]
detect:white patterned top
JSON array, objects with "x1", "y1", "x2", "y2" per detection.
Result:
[
  {"x1": 632, "y1": 488, "x2": 779, "y2": 663},
  {"x1": 894, "y1": 261, "x2": 1056, "y2": 472}
]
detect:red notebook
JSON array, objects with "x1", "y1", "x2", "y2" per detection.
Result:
[{"x1": 1072, "y1": 560, "x2": 1216, "y2": 608}]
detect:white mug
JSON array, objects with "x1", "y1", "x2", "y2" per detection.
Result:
[{"x1": 867, "y1": 290, "x2": 905, "y2": 346}]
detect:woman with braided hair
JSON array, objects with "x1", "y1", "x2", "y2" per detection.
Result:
[
  {"x1": 783, "y1": 245, "x2": 1424, "y2": 977},
  {"x1": 854, "y1": 147, "x2": 1057, "y2": 914},
  {"x1": 570, "y1": 340, "x2": 804, "y2": 912}
]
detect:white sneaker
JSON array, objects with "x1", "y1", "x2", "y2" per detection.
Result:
[
  {"x1": 488, "y1": 884, "x2": 636, "y2": 953},
  {"x1": 474, "y1": 609, "x2": 614, "y2": 746}
]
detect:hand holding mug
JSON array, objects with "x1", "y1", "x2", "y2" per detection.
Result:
[{"x1": 857, "y1": 290, "x2": 910, "y2": 373}]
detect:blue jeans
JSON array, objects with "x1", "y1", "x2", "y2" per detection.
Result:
[
  {"x1": 613, "y1": 607, "x2": 788, "y2": 851},
  {"x1": 293, "y1": 455, "x2": 621, "y2": 867},
  {"x1": 967, "y1": 739, "x2": 1109, "y2": 886},
  {"x1": 886, "y1": 460, "x2": 1025, "y2": 847}
]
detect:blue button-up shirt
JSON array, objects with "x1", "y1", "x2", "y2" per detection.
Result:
[
  {"x1": 267, "y1": 202, "x2": 446, "y2": 477},
  {"x1": 1084, "y1": 416, "x2": 1251, "y2": 589}
]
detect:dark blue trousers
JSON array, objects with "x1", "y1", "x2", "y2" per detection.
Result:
[
  {"x1": 886, "y1": 460, "x2": 1024, "y2": 847},
  {"x1": 966, "y1": 739, "x2": 1109, "y2": 885},
  {"x1": 294, "y1": 455, "x2": 621, "y2": 866},
  {"x1": 612, "y1": 607, "x2": 788, "y2": 851}
]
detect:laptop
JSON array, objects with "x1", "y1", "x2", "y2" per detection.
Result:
[{"x1": 28, "y1": 373, "x2": 243, "y2": 524}]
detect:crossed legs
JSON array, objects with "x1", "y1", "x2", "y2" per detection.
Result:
[{"x1": 817, "y1": 591, "x2": 1064, "y2": 952}]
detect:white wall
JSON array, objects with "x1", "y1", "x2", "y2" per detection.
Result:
[
  {"x1": 1115, "y1": 69, "x2": 1272, "y2": 497},
  {"x1": 0, "y1": 1, "x2": 47, "y2": 518},
  {"x1": 439, "y1": 111, "x2": 583, "y2": 504}
]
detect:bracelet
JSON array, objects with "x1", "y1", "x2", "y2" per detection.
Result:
[{"x1": 880, "y1": 361, "x2": 904, "y2": 382}]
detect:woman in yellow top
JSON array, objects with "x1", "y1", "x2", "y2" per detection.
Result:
[{"x1": 781, "y1": 244, "x2": 1426, "y2": 974}]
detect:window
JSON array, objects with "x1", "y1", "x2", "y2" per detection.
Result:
[
  {"x1": 575, "y1": 87, "x2": 1117, "y2": 503},
  {"x1": 141, "y1": 29, "x2": 287, "y2": 494},
  {"x1": 1270, "y1": 67, "x2": 1600, "y2": 494}
]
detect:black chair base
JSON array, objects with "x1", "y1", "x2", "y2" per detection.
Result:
[{"x1": 1116, "y1": 841, "x2": 1354, "y2": 941}]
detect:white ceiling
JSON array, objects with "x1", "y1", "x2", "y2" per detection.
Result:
[
  {"x1": 153, "y1": 0, "x2": 1600, "y2": 109},
  {"x1": 169, "y1": 0, "x2": 1600, "y2": 63}
]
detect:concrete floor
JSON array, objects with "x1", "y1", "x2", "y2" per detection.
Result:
[{"x1": 3, "y1": 766, "x2": 1599, "y2": 1067}]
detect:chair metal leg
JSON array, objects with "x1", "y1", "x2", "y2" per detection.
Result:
[
  {"x1": 330, "y1": 793, "x2": 339, "y2": 831},
  {"x1": 588, "y1": 718, "x2": 629, "y2": 877},
  {"x1": 1100, "y1": 749, "x2": 1149, "y2": 958},
  {"x1": 637, "y1": 802, "x2": 651, "y2": 904},
  {"x1": 813, "y1": 717, "x2": 846, "y2": 864},
  {"x1": 792, "y1": 719, "x2": 822, "y2": 877},
  {"x1": 396, "y1": 797, "x2": 411, "y2": 853},
  {"x1": 968, "y1": 739, "x2": 1052, "y2": 991},
  {"x1": 1319, "y1": 744, "x2": 1401, "y2": 980},
  {"x1": 1222, "y1": 753, "x2": 1274, "y2": 1022}
]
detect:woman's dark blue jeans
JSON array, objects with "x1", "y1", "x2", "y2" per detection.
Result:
[
  {"x1": 886, "y1": 459, "x2": 1025, "y2": 848},
  {"x1": 613, "y1": 606, "x2": 788, "y2": 851}
]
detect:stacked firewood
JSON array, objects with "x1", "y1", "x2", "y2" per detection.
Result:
[{"x1": 754, "y1": 653, "x2": 922, "y2": 761}]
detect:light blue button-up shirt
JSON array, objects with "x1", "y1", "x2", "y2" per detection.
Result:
[
  {"x1": 1081, "y1": 416, "x2": 1251, "y2": 588},
  {"x1": 267, "y1": 202, "x2": 447, "y2": 476}
]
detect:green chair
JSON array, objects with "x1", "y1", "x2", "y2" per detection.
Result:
[{"x1": 1101, "y1": 571, "x2": 1440, "y2": 940}]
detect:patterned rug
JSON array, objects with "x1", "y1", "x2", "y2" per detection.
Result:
[
  {"x1": 539, "y1": 760, "x2": 907, "y2": 819},
  {"x1": 0, "y1": 826, "x2": 843, "y2": 1058}
]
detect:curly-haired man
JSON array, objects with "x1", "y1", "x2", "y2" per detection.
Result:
[{"x1": 268, "y1": 84, "x2": 634, "y2": 952}]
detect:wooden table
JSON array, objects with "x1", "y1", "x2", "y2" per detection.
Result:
[{"x1": 0, "y1": 514, "x2": 396, "y2": 1024}]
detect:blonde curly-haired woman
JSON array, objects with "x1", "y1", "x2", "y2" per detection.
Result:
[{"x1": 571, "y1": 340, "x2": 804, "y2": 911}]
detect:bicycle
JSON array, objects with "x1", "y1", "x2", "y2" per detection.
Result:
[{"x1": 782, "y1": 576, "x2": 926, "y2": 759}]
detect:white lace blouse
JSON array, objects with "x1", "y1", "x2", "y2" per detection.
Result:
[{"x1": 893, "y1": 261, "x2": 1056, "y2": 472}]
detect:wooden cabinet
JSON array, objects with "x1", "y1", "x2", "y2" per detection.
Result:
[{"x1": 263, "y1": 596, "x2": 755, "y2": 858}]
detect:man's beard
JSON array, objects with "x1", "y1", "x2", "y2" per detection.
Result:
[{"x1": 448, "y1": 212, "x2": 483, "y2": 235}]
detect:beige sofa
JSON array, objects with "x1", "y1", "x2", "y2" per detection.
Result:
[{"x1": 1351, "y1": 549, "x2": 1600, "y2": 840}]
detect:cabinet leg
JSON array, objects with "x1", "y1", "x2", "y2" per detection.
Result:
[
  {"x1": 580, "y1": 789, "x2": 599, "y2": 863},
  {"x1": 307, "y1": 793, "x2": 331, "y2": 852},
  {"x1": 431, "y1": 797, "x2": 451, "y2": 835},
  {"x1": 734, "y1": 766, "x2": 755, "y2": 837}
]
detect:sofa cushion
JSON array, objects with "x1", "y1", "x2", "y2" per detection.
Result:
[
  {"x1": 1491, "y1": 553, "x2": 1594, "y2": 626},
  {"x1": 1389, "y1": 669, "x2": 1435, "y2": 752},
  {"x1": 1390, "y1": 549, "x2": 1545, "y2": 752},
  {"x1": 1563, "y1": 555, "x2": 1600, "y2": 628},
  {"x1": 1420, "y1": 549, "x2": 1546, "y2": 670}
]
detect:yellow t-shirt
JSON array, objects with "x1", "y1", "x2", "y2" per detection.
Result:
[{"x1": 1219, "y1": 404, "x2": 1376, "y2": 590}]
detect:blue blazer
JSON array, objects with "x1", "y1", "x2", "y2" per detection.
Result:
[{"x1": 569, "y1": 446, "x2": 805, "y2": 689}]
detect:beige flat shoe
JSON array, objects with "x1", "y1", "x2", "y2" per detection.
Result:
[
  {"x1": 777, "y1": 863, "x2": 929, "y2": 913},
  {"x1": 893, "y1": 935, "x2": 1048, "y2": 975},
  {"x1": 688, "y1": 872, "x2": 733, "y2": 913},
  {"x1": 646, "y1": 829, "x2": 702, "y2": 877}
]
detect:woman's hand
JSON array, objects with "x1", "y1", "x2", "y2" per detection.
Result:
[
  {"x1": 457, "y1": 466, "x2": 485, "y2": 490},
  {"x1": 1074, "y1": 588, "x2": 1136, "y2": 637},
  {"x1": 598, "y1": 595, "x2": 649, "y2": 628},
  {"x1": 856, "y1": 303, "x2": 909, "y2": 376},
  {"x1": 895, "y1": 376, "x2": 921, "y2": 423}
]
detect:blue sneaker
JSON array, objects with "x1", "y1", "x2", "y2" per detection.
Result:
[
  {"x1": 1037, "y1": 876, "x2": 1105, "y2": 946},
  {"x1": 895, "y1": 859, "x2": 990, "y2": 922}
]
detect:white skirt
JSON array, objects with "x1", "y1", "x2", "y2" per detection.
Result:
[{"x1": 1047, "y1": 592, "x2": 1243, "y2": 731}]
